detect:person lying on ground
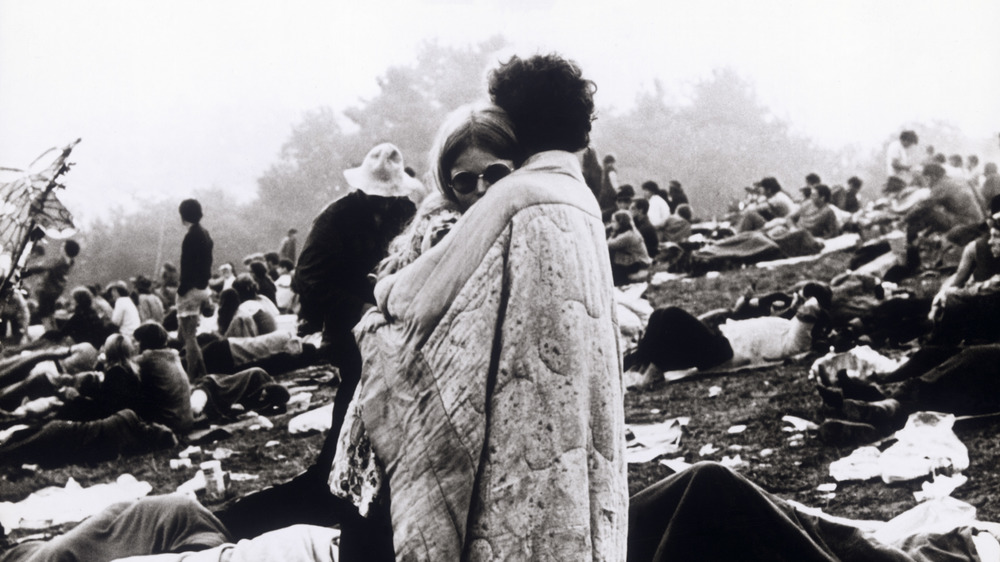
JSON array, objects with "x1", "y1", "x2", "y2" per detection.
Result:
[
  {"x1": 816, "y1": 343, "x2": 1000, "y2": 445},
  {"x1": 189, "y1": 366, "x2": 290, "y2": 421},
  {"x1": 0, "y1": 342, "x2": 97, "y2": 401},
  {"x1": 198, "y1": 330, "x2": 315, "y2": 377},
  {"x1": 690, "y1": 226, "x2": 824, "y2": 273},
  {"x1": 823, "y1": 271, "x2": 932, "y2": 350},
  {"x1": 0, "y1": 334, "x2": 138, "y2": 419},
  {"x1": 630, "y1": 285, "x2": 831, "y2": 389},
  {"x1": 0, "y1": 407, "x2": 177, "y2": 468}
]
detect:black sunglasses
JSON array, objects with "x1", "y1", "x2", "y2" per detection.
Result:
[{"x1": 449, "y1": 163, "x2": 512, "y2": 195}]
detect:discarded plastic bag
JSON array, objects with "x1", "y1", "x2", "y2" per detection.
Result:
[
  {"x1": 873, "y1": 496, "x2": 978, "y2": 546},
  {"x1": 0, "y1": 474, "x2": 151, "y2": 532},
  {"x1": 914, "y1": 474, "x2": 968, "y2": 502},
  {"x1": 782, "y1": 415, "x2": 818, "y2": 432},
  {"x1": 879, "y1": 411, "x2": 969, "y2": 483},
  {"x1": 809, "y1": 345, "x2": 902, "y2": 385},
  {"x1": 288, "y1": 402, "x2": 334, "y2": 434},
  {"x1": 829, "y1": 446, "x2": 882, "y2": 482},
  {"x1": 625, "y1": 418, "x2": 685, "y2": 464}
]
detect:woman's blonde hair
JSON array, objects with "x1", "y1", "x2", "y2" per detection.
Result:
[
  {"x1": 101, "y1": 333, "x2": 137, "y2": 369},
  {"x1": 375, "y1": 103, "x2": 520, "y2": 280},
  {"x1": 428, "y1": 102, "x2": 520, "y2": 204}
]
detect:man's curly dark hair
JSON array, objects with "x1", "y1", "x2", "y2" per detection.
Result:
[{"x1": 488, "y1": 54, "x2": 596, "y2": 156}]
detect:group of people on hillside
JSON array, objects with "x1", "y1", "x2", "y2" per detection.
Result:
[
  {"x1": 3, "y1": 56, "x2": 996, "y2": 562},
  {"x1": 810, "y1": 132, "x2": 1000, "y2": 446},
  {"x1": 595, "y1": 163, "x2": 695, "y2": 284},
  {"x1": 0, "y1": 194, "x2": 305, "y2": 470}
]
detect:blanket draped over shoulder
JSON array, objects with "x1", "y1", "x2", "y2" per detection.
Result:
[{"x1": 357, "y1": 151, "x2": 629, "y2": 561}]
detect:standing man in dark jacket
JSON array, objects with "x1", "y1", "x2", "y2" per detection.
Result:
[
  {"x1": 177, "y1": 199, "x2": 213, "y2": 381},
  {"x1": 294, "y1": 142, "x2": 419, "y2": 361}
]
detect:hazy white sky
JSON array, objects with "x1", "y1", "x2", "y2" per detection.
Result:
[{"x1": 2, "y1": 0, "x2": 999, "y2": 222}]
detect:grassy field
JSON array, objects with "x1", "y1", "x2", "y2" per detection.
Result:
[{"x1": 3, "y1": 247, "x2": 999, "y2": 545}]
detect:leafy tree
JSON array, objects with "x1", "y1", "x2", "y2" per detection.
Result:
[
  {"x1": 593, "y1": 68, "x2": 845, "y2": 219},
  {"x1": 70, "y1": 188, "x2": 265, "y2": 290},
  {"x1": 247, "y1": 36, "x2": 509, "y2": 245}
]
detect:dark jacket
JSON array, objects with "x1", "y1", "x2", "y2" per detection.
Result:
[
  {"x1": 179, "y1": 224, "x2": 213, "y2": 296},
  {"x1": 60, "y1": 307, "x2": 113, "y2": 348},
  {"x1": 294, "y1": 191, "x2": 416, "y2": 335},
  {"x1": 136, "y1": 348, "x2": 193, "y2": 433},
  {"x1": 634, "y1": 215, "x2": 660, "y2": 259}
]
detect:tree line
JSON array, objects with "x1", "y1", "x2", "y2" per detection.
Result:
[{"x1": 68, "y1": 36, "x2": 990, "y2": 287}]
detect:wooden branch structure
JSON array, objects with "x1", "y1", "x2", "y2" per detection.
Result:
[{"x1": 0, "y1": 138, "x2": 81, "y2": 295}]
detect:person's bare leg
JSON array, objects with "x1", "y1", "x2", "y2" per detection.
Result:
[
  {"x1": 179, "y1": 315, "x2": 206, "y2": 381},
  {"x1": 639, "y1": 363, "x2": 664, "y2": 388}
]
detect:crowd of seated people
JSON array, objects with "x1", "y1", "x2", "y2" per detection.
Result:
[{"x1": 0, "y1": 232, "x2": 309, "y2": 469}]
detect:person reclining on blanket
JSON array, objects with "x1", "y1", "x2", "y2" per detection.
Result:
[
  {"x1": 198, "y1": 329, "x2": 314, "y2": 376},
  {"x1": 129, "y1": 321, "x2": 291, "y2": 426},
  {"x1": 0, "y1": 407, "x2": 177, "y2": 468},
  {"x1": 0, "y1": 326, "x2": 184, "y2": 467},
  {"x1": 0, "y1": 342, "x2": 102, "y2": 419},
  {"x1": 816, "y1": 342, "x2": 1000, "y2": 445},
  {"x1": 0, "y1": 325, "x2": 290, "y2": 427},
  {"x1": 630, "y1": 283, "x2": 831, "y2": 389},
  {"x1": 5, "y1": 462, "x2": 992, "y2": 562},
  {"x1": 0, "y1": 334, "x2": 137, "y2": 419}
]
